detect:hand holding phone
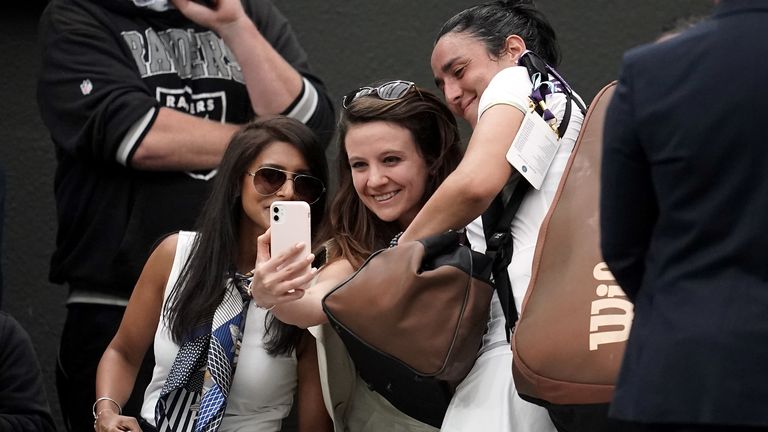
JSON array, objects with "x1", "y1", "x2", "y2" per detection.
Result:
[
  {"x1": 270, "y1": 201, "x2": 312, "y2": 269},
  {"x1": 247, "y1": 203, "x2": 312, "y2": 309}
]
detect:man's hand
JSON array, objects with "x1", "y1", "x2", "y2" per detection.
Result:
[{"x1": 170, "y1": 0, "x2": 249, "y2": 36}]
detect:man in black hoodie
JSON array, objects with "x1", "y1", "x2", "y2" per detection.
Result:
[{"x1": 37, "y1": 0, "x2": 335, "y2": 429}]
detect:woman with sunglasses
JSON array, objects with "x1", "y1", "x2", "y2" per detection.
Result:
[
  {"x1": 249, "y1": 81, "x2": 462, "y2": 430},
  {"x1": 397, "y1": 1, "x2": 585, "y2": 431},
  {"x1": 93, "y1": 116, "x2": 332, "y2": 432}
]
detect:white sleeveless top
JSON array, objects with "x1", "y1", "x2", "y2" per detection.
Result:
[{"x1": 141, "y1": 231, "x2": 298, "y2": 431}]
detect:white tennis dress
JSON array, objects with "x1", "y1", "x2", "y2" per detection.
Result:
[{"x1": 440, "y1": 66, "x2": 584, "y2": 432}]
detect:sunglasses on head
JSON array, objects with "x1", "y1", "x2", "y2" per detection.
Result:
[
  {"x1": 246, "y1": 167, "x2": 326, "y2": 205},
  {"x1": 342, "y1": 80, "x2": 416, "y2": 109}
]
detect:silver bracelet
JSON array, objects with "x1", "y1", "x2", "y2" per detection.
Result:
[
  {"x1": 244, "y1": 272, "x2": 276, "y2": 311},
  {"x1": 92, "y1": 396, "x2": 121, "y2": 419},
  {"x1": 257, "y1": 303, "x2": 276, "y2": 311},
  {"x1": 247, "y1": 290, "x2": 276, "y2": 311}
]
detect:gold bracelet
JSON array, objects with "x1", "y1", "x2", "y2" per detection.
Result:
[{"x1": 92, "y1": 396, "x2": 121, "y2": 419}]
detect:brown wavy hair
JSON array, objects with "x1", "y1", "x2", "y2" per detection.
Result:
[{"x1": 319, "y1": 85, "x2": 463, "y2": 268}]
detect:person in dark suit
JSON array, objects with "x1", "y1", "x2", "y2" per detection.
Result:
[
  {"x1": 37, "y1": 0, "x2": 334, "y2": 429},
  {"x1": 0, "y1": 311, "x2": 57, "y2": 432},
  {"x1": 600, "y1": 1, "x2": 768, "y2": 430}
]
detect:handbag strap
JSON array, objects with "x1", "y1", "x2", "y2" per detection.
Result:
[{"x1": 482, "y1": 181, "x2": 531, "y2": 341}]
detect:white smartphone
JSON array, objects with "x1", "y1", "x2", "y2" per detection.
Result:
[{"x1": 270, "y1": 201, "x2": 312, "y2": 266}]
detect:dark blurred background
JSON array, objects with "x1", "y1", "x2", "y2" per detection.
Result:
[{"x1": 0, "y1": 0, "x2": 713, "y2": 428}]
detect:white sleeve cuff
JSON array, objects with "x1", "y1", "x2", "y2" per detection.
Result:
[
  {"x1": 116, "y1": 107, "x2": 156, "y2": 166},
  {"x1": 284, "y1": 77, "x2": 319, "y2": 124}
]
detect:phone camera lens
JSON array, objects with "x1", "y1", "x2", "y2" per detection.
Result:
[
  {"x1": 273, "y1": 215, "x2": 279, "y2": 222},
  {"x1": 273, "y1": 207, "x2": 279, "y2": 213}
]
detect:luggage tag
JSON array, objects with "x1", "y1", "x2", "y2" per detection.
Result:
[{"x1": 505, "y1": 105, "x2": 560, "y2": 190}]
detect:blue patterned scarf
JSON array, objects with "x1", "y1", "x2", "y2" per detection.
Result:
[{"x1": 155, "y1": 272, "x2": 252, "y2": 432}]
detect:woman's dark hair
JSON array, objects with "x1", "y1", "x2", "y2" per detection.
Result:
[
  {"x1": 320, "y1": 85, "x2": 463, "y2": 269},
  {"x1": 165, "y1": 116, "x2": 328, "y2": 356},
  {"x1": 436, "y1": 0, "x2": 561, "y2": 67}
]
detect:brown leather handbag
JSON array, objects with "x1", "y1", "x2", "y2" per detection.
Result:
[
  {"x1": 321, "y1": 230, "x2": 494, "y2": 428},
  {"x1": 512, "y1": 81, "x2": 635, "y2": 407}
]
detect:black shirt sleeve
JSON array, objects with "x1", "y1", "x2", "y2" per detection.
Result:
[{"x1": 37, "y1": 1, "x2": 158, "y2": 165}]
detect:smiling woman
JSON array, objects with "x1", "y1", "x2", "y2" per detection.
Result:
[
  {"x1": 327, "y1": 84, "x2": 464, "y2": 269},
  {"x1": 397, "y1": 1, "x2": 587, "y2": 431},
  {"x1": 248, "y1": 84, "x2": 463, "y2": 430},
  {"x1": 345, "y1": 120, "x2": 429, "y2": 228}
]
